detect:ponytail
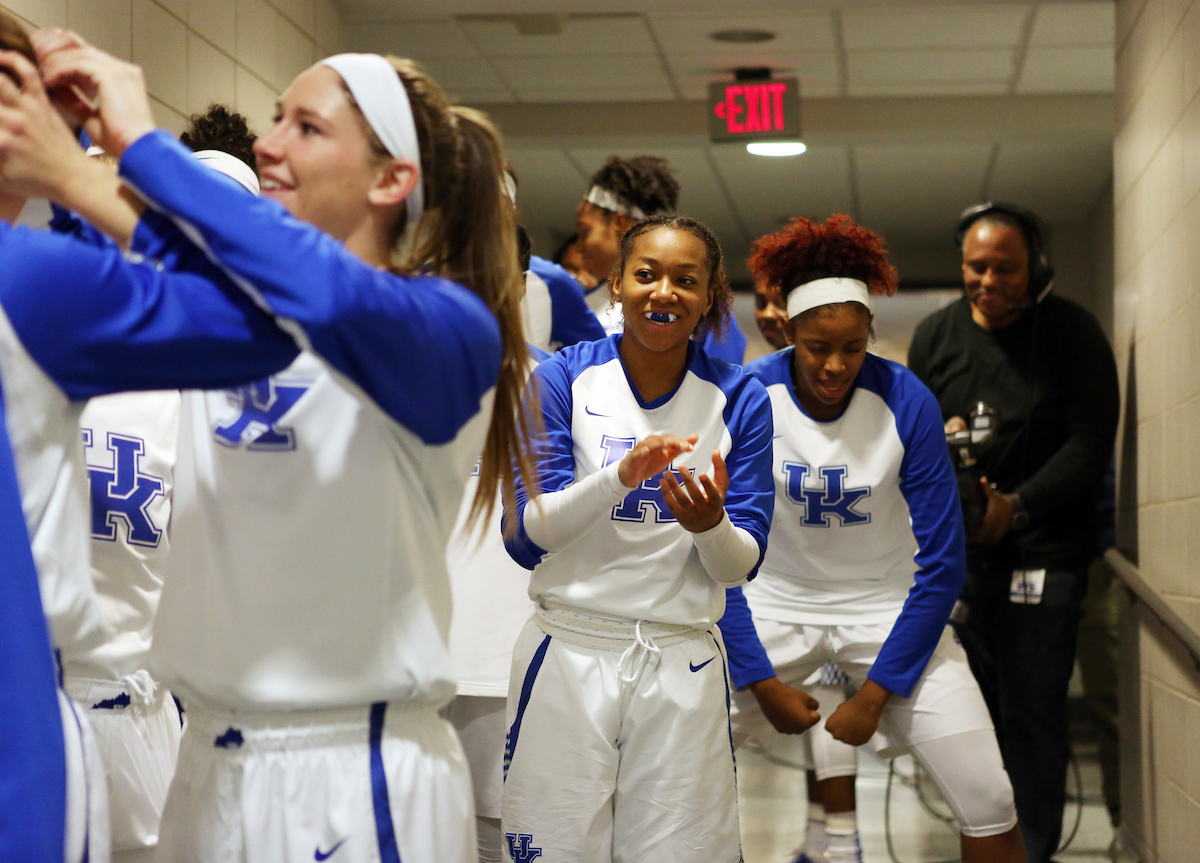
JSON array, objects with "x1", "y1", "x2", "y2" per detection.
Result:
[{"x1": 367, "y1": 58, "x2": 538, "y2": 525}]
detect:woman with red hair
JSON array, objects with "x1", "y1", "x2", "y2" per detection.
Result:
[{"x1": 720, "y1": 216, "x2": 1028, "y2": 863}]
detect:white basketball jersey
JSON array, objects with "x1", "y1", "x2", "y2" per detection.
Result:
[
  {"x1": 507, "y1": 336, "x2": 774, "y2": 628},
  {"x1": 72, "y1": 391, "x2": 180, "y2": 681},
  {"x1": 151, "y1": 351, "x2": 492, "y2": 711},
  {"x1": 743, "y1": 350, "x2": 962, "y2": 625},
  {"x1": 520, "y1": 270, "x2": 553, "y2": 352}
]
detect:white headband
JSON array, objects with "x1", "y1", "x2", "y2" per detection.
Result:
[
  {"x1": 502, "y1": 171, "x2": 518, "y2": 206},
  {"x1": 193, "y1": 150, "x2": 260, "y2": 195},
  {"x1": 585, "y1": 185, "x2": 646, "y2": 220},
  {"x1": 319, "y1": 53, "x2": 424, "y2": 226},
  {"x1": 786, "y1": 277, "x2": 872, "y2": 319}
]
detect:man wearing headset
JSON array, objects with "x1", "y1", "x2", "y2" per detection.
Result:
[{"x1": 907, "y1": 203, "x2": 1118, "y2": 863}]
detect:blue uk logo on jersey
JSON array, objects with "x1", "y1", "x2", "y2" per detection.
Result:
[
  {"x1": 213, "y1": 377, "x2": 311, "y2": 451},
  {"x1": 505, "y1": 834, "x2": 543, "y2": 862},
  {"x1": 783, "y1": 462, "x2": 871, "y2": 527},
  {"x1": 83, "y1": 429, "x2": 165, "y2": 547},
  {"x1": 599, "y1": 434, "x2": 689, "y2": 524}
]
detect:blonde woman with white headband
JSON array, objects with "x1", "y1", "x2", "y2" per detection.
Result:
[
  {"x1": 720, "y1": 216, "x2": 1029, "y2": 863},
  {"x1": 3, "y1": 28, "x2": 535, "y2": 862}
]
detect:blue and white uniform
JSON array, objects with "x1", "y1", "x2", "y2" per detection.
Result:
[
  {"x1": 501, "y1": 335, "x2": 773, "y2": 862},
  {"x1": 0, "y1": 188, "x2": 300, "y2": 860},
  {"x1": 112, "y1": 130, "x2": 498, "y2": 863},
  {"x1": 722, "y1": 349, "x2": 1018, "y2": 837},
  {"x1": 521, "y1": 257, "x2": 605, "y2": 352}
]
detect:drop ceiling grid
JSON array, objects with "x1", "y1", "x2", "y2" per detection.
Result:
[{"x1": 346, "y1": 3, "x2": 1116, "y2": 102}]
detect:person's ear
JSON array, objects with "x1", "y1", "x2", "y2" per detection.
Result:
[{"x1": 368, "y1": 158, "x2": 418, "y2": 208}]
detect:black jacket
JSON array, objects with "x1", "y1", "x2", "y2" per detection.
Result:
[{"x1": 908, "y1": 294, "x2": 1119, "y2": 569}]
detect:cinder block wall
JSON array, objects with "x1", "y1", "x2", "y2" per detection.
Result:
[
  {"x1": 1113, "y1": 0, "x2": 1200, "y2": 858},
  {"x1": 0, "y1": 0, "x2": 346, "y2": 135}
]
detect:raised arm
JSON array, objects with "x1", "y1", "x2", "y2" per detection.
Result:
[{"x1": 0, "y1": 222, "x2": 298, "y2": 397}]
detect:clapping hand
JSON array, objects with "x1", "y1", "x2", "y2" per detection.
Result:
[{"x1": 661, "y1": 449, "x2": 729, "y2": 533}]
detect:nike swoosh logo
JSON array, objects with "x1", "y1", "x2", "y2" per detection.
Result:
[
  {"x1": 689, "y1": 657, "x2": 715, "y2": 672},
  {"x1": 584, "y1": 406, "x2": 611, "y2": 417},
  {"x1": 315, "y1": 839, "x2": 348, "y2": 861},
  {"x1": 772, "y1": 434, "x2": 784, "y2": 439}
]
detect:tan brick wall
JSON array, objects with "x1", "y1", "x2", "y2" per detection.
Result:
[
  {"x1": 0, "y1": 0, "x2": 346, "y2": 136},
  {"x1": 1114, "y1": 0, "x2": 1200, "y2": 859}
]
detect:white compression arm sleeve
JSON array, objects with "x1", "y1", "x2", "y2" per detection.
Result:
[
  {"x1": 522, "y1": 462, "x2": 632, "y2": 553},
  {"x1": 691, "y1": 512, "x2": 761, "y2": 586}
]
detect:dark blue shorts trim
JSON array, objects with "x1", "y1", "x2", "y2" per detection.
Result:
[
  {"x1": 369, "y1": 702, "x2": 402, "y2": 863},
  {"x1": 503, "y1": 633, "x2": 552, "y2": 782}
]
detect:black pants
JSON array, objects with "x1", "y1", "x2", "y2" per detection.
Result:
[{"x1": 955, "y1": 558, "x2": 1086, "y2": 863}]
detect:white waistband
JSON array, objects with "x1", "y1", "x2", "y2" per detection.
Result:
[
  {"x1": 534, "y1": 605, "x2": 706, "y2": 651},
  {"x1": 184, "y1": 701, "x2": 437, "y2": 754},
  {"x1": 65, "y1": 670, "x2": 166, "y2": 715}
]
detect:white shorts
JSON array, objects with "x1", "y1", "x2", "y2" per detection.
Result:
[
  {"x1": 61, "y1": 689, "x2": 111, "y2": 863},
  {"x1": 156, "y1": 701, "x2": 475, "y2": 863},
  {"x1": 445, "y1": 695, "x2": 506, "y2": 819},
  {"x1": 733, "y1": 620, "x2": 994, "y2": 759},
  {"x1": 66, "y1": 675, "x2": 182, "y2": 853},
  {"x1": 501, "y1": 611, "x2": 741, "y2": 863}
]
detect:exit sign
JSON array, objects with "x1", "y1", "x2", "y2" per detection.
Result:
[{"x1": 707, "y1": 78, "x2": 801, "y2": 143}]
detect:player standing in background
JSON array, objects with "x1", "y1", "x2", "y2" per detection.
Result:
[
  {"x1": 18, "y1": 32, "x2": 535, "y2": 861},
  {"x1": 501, "y1": 215, "x2": 789, "y2": 861},
  {"x1": 574, "y1": 155, "x2": 749, "y2": 363},
  {"x1": 60, "y1": 105, "x2": 262, "y2": 863},
  {"x1": 552, "y1": 232, "x2": 599, "y2": 292},
  {"x1": 724, "y1": 216, "x2": 1027, "y2": 863},
  {"x1": 505, "y1": 167, "x2": 605, "y2": 351}
]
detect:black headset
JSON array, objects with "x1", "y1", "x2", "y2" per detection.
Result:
[{"x1": 954, "y1": 201, "x2": 1055, "y2": 303}]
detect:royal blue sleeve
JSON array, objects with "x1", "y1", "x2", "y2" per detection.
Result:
[
  {"x1": 721, "y1": 376, "x2": 775, "y2": 577},
  {"x1": 868, "y1": 376, "x2": 966, "y2": 697},
  {"x1": 503, "y1": 354, "x2": 576, "y2": 569},
  {"x1": 0, "y1": 223, "x2": 299, "y2": 398},
  {"x1": 119, "y1": 131, "x2": 501, "y2": 444},
  {"x1": 48, "y1": 203, "x2": 108, "y2": 248},
  {"x1": 719, "y1": 586, "x2": 777, "y2": 689},
  {"x1": 0, "y1": 396, "x2": 66, "y2": 862},
  {"x1": 529, "y1": 256, "x2": 606, "y2": 347},
  {"x1": 701, "y1": 317, "x2": 748, "y2": 366}
]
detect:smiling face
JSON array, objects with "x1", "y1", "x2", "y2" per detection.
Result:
[
  {"x1": 789, "y1": 302, "x2": 872, "y2": 420},
  {"x1": 961, "y1": 219, "x2": 1031, "y2": 329},
  {"x1": 252, "y1": 65, "x2": 402, "y2": 245},
  {"x1": 618, "y1": 227, "x2": 714, "y2": 356}
]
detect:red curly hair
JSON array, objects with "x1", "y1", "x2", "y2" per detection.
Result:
[{"x1": 749, "y1": 215, "x2": 898, "y2": 314}]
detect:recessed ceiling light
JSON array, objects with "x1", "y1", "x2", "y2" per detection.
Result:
[
  {"x1": 711, "y1": 29, "x2": 776, "y2": 44},
  {"x1": 747, "y1": 141, "x2": 807, "y2": 157}
]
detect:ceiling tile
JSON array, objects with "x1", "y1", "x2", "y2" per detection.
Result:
[
  {"x1": 668, "y1": 51, "x2": 839, "y2": 98},
  {"x1": 345, "y1": 20, "x2": 479, "y2": 57},
  {"x1": 709, "y1": 143, "x2": 854, "y2": 241},
  {"x1": 493, "y1": 55, "x2": 671, "y2": 95},
  {"x1": 647, "y1": 12, "x2": 835, "y2": 55},
  {"x1": 854, "y1": 143, "x2": 993, "y2": 247},
  {"x1": 1017, "y1": 46, "x2": 1115, "y2": 93},
  {"x1": 842, "y1": 5, "x2": 1030, "y2": 50},
  {"x1": 513, "y1": 87, "x2": 676, "y2": 102},
  {"x1": 988, "y1": 140, "x2": 1113, "y2": 223},
  {"x1": 460, "y1": 15, "x2": 655, "y2": 58},
  {"x1": 848, "y1": 48, "x2": 1016, "y2": 84},
  {"x1": 848, "y1": 80, "x2": 1010, "y2": 97},
  {"x1": 1029, "y1": 2, "x2": 1115, "y2": 46}
]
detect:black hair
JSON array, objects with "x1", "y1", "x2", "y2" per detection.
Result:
[
  {"x1": 552, "y1": 233, "x2": 578, "y2": 266},
  {"x1": 180, "y1": 104, "x2": 257, "y2": 171},
  {"x1": 588, "y1": 156, "x2": 679, "y2": 218}
]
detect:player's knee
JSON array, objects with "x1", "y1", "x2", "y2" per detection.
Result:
[{"x1": 955, "y1": 772, "x2": 1018, "y2": 837}]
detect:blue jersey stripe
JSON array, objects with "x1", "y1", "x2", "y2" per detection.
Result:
[
  {"x1": 368, "y1": 703, "x2": 403, "y2": 863},
  {"x1": 709, "y1": 631, "x2": 738, "y2": 775},
  {"x1": 503, "y1": 634, "x2": 552, "y2": 782}
]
